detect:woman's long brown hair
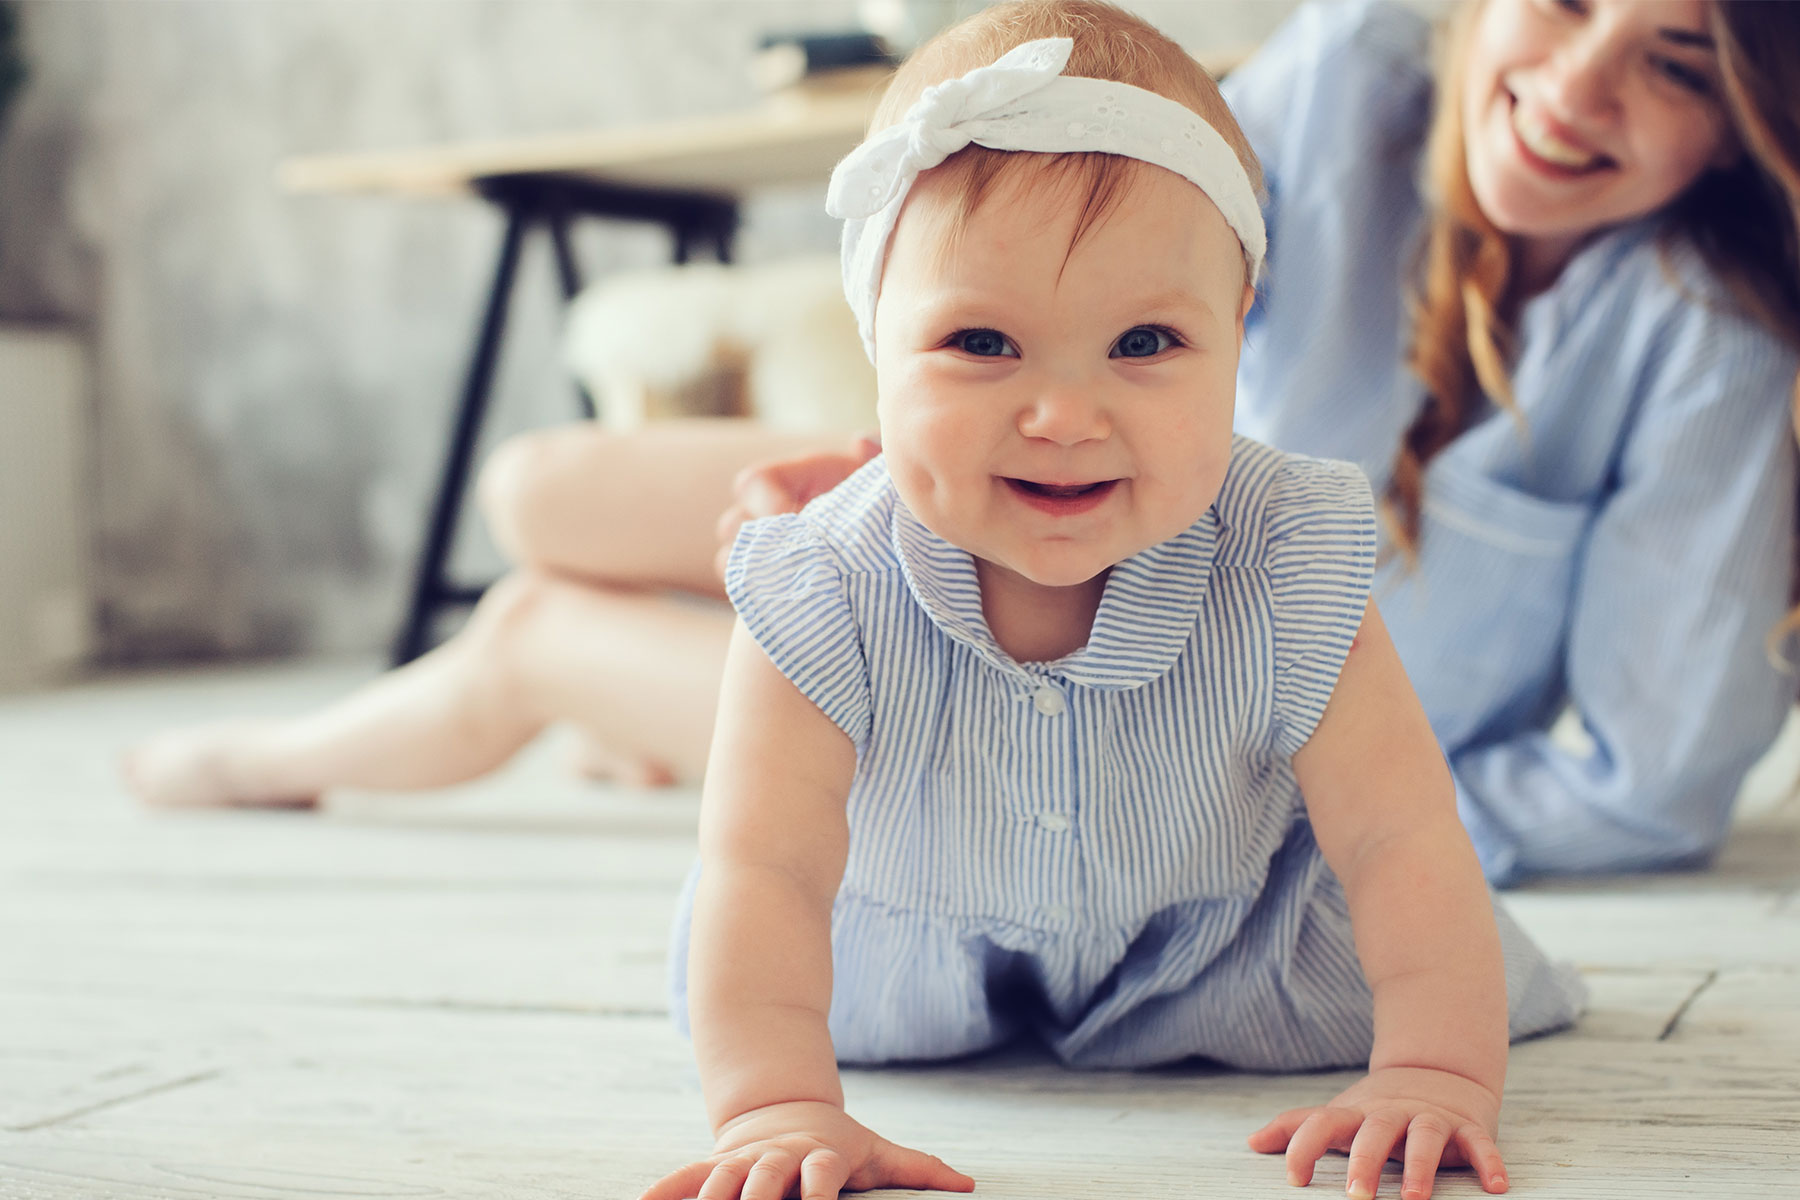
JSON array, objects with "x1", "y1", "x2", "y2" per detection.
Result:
[
  {"x1": 1389, "y1": 0, "x2": 1800, "y2": 615},
  {"x1": 1709, "y1": 1, "x2": 1800, "y2": 658}
]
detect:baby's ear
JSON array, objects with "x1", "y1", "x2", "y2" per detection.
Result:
[{"x1": 1236, "y1": 280, "x2": 1257, "y2": 334}]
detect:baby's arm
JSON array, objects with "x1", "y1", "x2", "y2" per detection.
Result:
[
  {"x1": 640, "y1": 622, "x2": 973, "y2": 1200},
  {"x1": 1258, "y1": 602, "x2": 1510, "y2": 1200}
]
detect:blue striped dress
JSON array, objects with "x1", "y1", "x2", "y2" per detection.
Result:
[{"x1": 671, "y1": 436, "x2": 1584, "y2": 1070}]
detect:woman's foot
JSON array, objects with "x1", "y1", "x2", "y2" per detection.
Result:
[
  {"x1": 121, "y1": 721, "x2": 319, "y2": 809},
  {"x1": 567, "y1": 731, "x2": 679, "y2": 789}
]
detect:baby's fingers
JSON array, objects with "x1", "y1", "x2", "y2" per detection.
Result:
[
  {"x1": 800, "y1": 1148, "x2": 850, "y2": 1200},
  {"x1": 638, "y1": 1159, "x2": 719, "y2": 1200},
  {"x1": 741, "y1": 1148, "x2": 802, "y2": 1200},
  {"x1": 850, "y1": 1140, "x2": 976, "y2": 1194},
  {"x1": 696, "y1": 1156, "x2": 755, "y2": 1200},
  {"x1": 1247, "y1": 1106, "x2": 1315, "y2": 1154},
  {"x1": 1452, "y1": 1124, "x2": 1508, "y2": 1194},
  {"x1": 1395, "y1": 1113, "x2": 1454, "y2": 1200},
  {"x1": 1283, "y1": 1108, "x2": 1364, "y2": 1187},
  {"x1": 1345, "y1": 1111, "x2": 1408, "y2": 1198}
]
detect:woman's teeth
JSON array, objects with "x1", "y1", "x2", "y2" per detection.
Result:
[{"x1": 1511, "y1": 104, "x2": 1601, "y2": 170}]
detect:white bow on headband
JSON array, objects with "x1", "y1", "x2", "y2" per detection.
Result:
[{"x1": 826, "y1": 36, "x2": 1267, "y2": 361}]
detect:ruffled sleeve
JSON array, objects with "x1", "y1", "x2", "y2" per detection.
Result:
[
  {"x1": 724, "y1": 513, "x2": 874, "y2": 751},
  {"x1": 1265, "y1": 455, "x2": 1379, "y2": 757}
]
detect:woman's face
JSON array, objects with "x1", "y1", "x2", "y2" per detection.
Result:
[{"x1": 1462, "y1": 0, "x2": 1737, "y2": 272}]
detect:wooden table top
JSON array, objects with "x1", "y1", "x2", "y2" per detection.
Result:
[
  {"x1": 279, "y1": 73, "x2": 890, "y2": 200},
  {"x1": 277, "y1": 49, "x2": 1246, "y2": 202}
]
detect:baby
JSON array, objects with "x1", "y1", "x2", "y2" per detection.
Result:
[{"x1": 645, "y1": 4, "x2": 1582, "y2": 1199}]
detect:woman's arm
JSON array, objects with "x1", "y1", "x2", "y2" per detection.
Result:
[
  {"x1": 1454, "y1": 325, "x2": 1797, "y2": 885},
  {"x1": 1259, "y1": 602, "x2": 1510, "y2": 1200}
]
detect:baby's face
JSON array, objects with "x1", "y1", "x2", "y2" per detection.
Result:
[{"x1": 873, "y1": 163, "x2": 1253, "y2": 591}]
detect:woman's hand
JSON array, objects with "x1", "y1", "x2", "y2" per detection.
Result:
[
  {"x1": 1248, "y1": 1067, "x2": 1506, "y2": 1200},
  {"x1": 639, "y1": 1099, "x2": 974, "y2": 1200},
  {"x1": 713, "y1": 435, "x2": 881, "y2": 581}
]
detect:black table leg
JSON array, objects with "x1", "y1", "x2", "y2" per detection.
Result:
[
  {"x1": 546, "y1": 209, "x2": 598, "y2": 420},
  {"x1": 391, "y1": 201, "x2": 531, "y2": 666},
  {"x1": 388, "y1": 176, "x2": 741, "y2": 666}
]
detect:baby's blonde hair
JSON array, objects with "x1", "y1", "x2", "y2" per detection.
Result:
[{"x1": 871, "y1": 0, "x2": 1262, "y2": 279}]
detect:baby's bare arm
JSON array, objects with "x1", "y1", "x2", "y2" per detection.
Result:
[
  {"x1": 646, "y1": 623, "x2": 974, "y2": 1200},
  {"x1": 1277, "y1": 603, "x2": 1510, "y2": 1199},
  {"x1": 689, "y1": 622, "x2": 857, "y2": 1128}
]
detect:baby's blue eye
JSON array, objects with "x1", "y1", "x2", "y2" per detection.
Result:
[
  {"x1": 1112, "y1": 326, "x2": 1178, "y2": 358},
  {"x1": 955, "y1": 329, "x2": 1017, "y2": 357}
]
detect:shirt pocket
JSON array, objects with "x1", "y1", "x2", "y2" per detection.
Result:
[{"x1": 1374, "y1": 458, "x2": 1595, "y2": 750}]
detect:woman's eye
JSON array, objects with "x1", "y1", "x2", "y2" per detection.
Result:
[
  {"x1": 952, "y1": 329, "x2": 1017, "y2": 358},
  {"x1": 1651, "y1": 56, "x2": 1714, "y2": 97},
  {"x1": 1111, "y1": 326, "x2": 1180, "y2": 359}
]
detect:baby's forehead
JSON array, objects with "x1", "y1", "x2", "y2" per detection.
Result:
[{"x1": 895, "y1": 162, "x2": 1247, "y2": 290}]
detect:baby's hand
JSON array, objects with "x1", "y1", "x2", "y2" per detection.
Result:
[
  {"x1": 1248, "y1": 1067, "x2": 1506, "y2": 1200},
  {"x1": 639, "y1": 1099, "x2": 974, "y2": 1200}
]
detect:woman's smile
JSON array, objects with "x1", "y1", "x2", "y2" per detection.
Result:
[{"x1": 1506, "y1": 89, "x2": 1615, "y2": 176}]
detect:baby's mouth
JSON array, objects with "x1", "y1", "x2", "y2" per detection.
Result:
[
  {"x1": 1009, "y1": 479, "x2": 1113, "y2": 498},
  {"x1": 1003, "y1": 477, "x2": 1121, "y2": 514}
]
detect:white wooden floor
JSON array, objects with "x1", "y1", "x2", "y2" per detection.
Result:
[{"x1": 3, "y1": 660, "x2": 1797, "y2": 1199}]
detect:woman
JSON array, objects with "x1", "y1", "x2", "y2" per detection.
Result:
[{"x1": 127, "y1": 0, "x2": 1800, "y2": 887}]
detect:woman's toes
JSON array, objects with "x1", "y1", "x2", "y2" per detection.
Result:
[{"x1": 121, "y1": 723, "x2": 318, "y2": 810}]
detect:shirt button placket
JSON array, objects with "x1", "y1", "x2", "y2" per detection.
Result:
[{"x1": 1027, "y1": 677, "x2": 1075, "y2": 931}]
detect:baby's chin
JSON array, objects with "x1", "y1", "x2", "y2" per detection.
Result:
[{"x1": 974, "y1": 547, "x2": 1125, "y2": 592}]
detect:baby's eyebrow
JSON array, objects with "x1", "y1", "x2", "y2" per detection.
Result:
[
  {"x1": 913, "y1": 292, "x2": 1009, "y2": 323},
  {"x1": 1127, "y1": 288, "x2": 1217, "y2": 320}
]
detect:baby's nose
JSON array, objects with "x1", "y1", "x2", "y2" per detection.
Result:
[{"x1": 1018, "y1": 385, "x2": 1109, "y2": 445}]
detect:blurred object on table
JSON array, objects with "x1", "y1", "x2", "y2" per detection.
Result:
[
  {"x1": 563, "y1": 254, "x2": 875, "y2": 435},
  {"x1": 752, "y1": 30, "x2": 896, "y2": 95}
]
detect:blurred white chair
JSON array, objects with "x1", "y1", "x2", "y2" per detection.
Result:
[{"x1": 562, "y1": 253, "x2": 876, "y2": 434}]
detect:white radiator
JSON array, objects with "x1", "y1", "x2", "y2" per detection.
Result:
[{"x1": 0, "y1": 326, "x2": 91, "y2": 691}]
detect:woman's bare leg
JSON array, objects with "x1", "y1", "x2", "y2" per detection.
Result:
[
  {"x1": 123, "y1": 418, "x2": 844, "y2": 807},
  {"x1": 123, "y1": 571, "x2": 734, "y2": 806},
  {"x1": 477, "y1": 418, "x2": 846, "y2": 777},
  {"x1": 477, "y1": 418, "x2": 846, "y2": 595}
]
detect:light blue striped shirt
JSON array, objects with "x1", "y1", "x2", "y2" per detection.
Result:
[
  {"x1": 1225, "y1": 1, "x2": 1800, "y2": 885},
  {"x1": 672, "y1": 438, "x2": 1583, "y2": 1069}
]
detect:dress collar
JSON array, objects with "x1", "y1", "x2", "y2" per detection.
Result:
[{"x1": 888, "y1": 491, "x2": 1220, "y2": 691}]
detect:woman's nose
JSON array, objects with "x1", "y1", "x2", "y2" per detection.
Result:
[
  {"x1": 1538, "y1": 27, "x2": 1625, "y2": 123},
  {"x1": 1017, "y1": 383, "x2": 1110, "y2": 445}
]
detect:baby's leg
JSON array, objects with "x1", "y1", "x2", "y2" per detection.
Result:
[
  {"x1": 123, "y1": 570, "x2": 734, "y2": 807},
  {"x1": 477, "y1": 418, "x2": 849, "y2": 598}
]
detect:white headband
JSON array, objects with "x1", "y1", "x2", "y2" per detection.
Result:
[{"x1": 825, "y1": 36, "x2": 1266, "y2": 361}]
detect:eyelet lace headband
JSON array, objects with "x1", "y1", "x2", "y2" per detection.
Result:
[{"x1": 825, "y1": 36, "x2": 1267, "y2": 361}]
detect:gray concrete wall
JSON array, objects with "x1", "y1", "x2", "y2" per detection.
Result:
[{"x1": 0, "y1": 0, "x2": 1300, "y2": 666}]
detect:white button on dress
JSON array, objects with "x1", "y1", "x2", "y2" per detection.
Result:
[
  {"x1": 1036, "y1": 812, "x2": 1071, "y2": 833},
  {"x1": 1033, "y1": 686, "x2": 1066, "y2": 716}
]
